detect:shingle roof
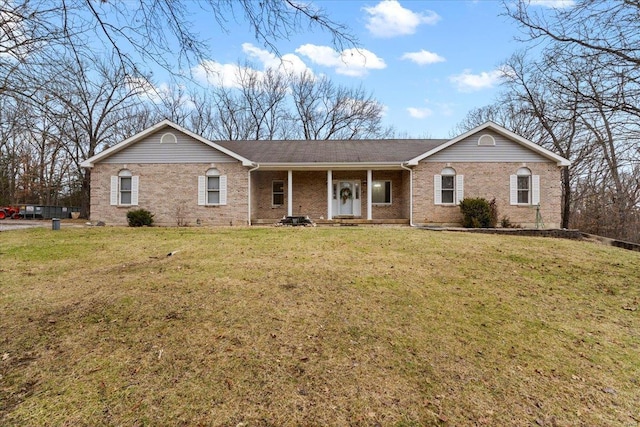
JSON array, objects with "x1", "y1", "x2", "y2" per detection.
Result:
[{"x1": 215, "y1": 139, "x2": 449, "y2": 164}]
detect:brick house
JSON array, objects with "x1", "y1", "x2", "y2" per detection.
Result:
[{"x1": 80, "y1": 120, "x2": 570, "y2": 227}]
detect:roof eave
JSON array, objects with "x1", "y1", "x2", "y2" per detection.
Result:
[{"x1": 255, "y1": 162, "x2": 408, "y2": 171}]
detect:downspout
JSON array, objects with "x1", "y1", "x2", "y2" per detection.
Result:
[
  {"x1": 401, "y1": 163, "x2": 415, "y2": 227},
  {"x1": 247, "y1": 163, "x2": 260, "y2": 225}
]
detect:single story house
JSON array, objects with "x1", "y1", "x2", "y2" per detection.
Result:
[{"x1": 80, "y1": 120, "x2": 570, "y2": 228}]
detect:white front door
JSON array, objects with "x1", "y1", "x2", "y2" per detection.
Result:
[{"x1": 333, "y1": 180, "x2": 361, "y2": 217}]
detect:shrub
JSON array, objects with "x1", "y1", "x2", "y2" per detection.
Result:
[
  {"x1": 501, "y1": 215, "x2": 520, "y2": 228},
  {"x1": 126, "y1": 208, "x2": 154, "y2": 227},
  {"x1": 459, "y1": 197, "x2": 496, "y2": 228}
]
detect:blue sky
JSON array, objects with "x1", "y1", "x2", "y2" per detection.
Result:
[{"x1": 149, "y1": 0, "x2": 571, "y2": 138}]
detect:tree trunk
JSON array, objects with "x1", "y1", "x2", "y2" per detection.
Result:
[
  {"x1": 561, "y1": 167, "x2": 571, "y2": 229},
  {"x1": 80, "y1": 168, "x2": 90, "y2": 219}
]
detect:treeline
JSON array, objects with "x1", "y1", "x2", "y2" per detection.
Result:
[{"x1": 454, "y1": 1, "x2": 640, "y2": 243}]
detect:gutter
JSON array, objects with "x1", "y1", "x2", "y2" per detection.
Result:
[
  {"x1": 247, "y1": 163, "x2": 260, "y2": 226},
  {"x1": 400, "y1": 163, "x2": 415, "y2": 227}
]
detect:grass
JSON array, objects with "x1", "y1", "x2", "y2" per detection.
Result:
[{"x1": 1, "y1": 226, "x2": 639, "y2": 426}]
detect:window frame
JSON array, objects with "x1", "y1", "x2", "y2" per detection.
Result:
[
  {"x1": 120, "y1": 176, "x2": 133, "y2": 205},
  {"x1": 440, "y1": 169, "x2": 456, "y2": 205},
  {"x1": 272, "y1": 180, "x2": 285, "y2": 206},
  {"x1": 517, "y1": 175, "x2": 531, "y2": 204},
  {"x1": 516, "y1": 167, "x2": 531, "y2": 205},
  {"x1": 118, "y1": 169, "x2": 136, "y2": 206},
  {"x1": 435, "y1": 167, "x2": 463, "y2": 206},
  {"x1": 478, "y1": 134, "x2": 496, "y2": 146},
  {"x1": 198, "y1": 168, "x2": 227, "y2": 206},
  {"x1": 110, "y1": 170, "x2": 138, "y2": 207},
  {"x1": 371, "y1": 180, "x2": 392, "y2": 205},
  {"x1": 160, "y1": 132, "x2": 177, "y2": 144},
  {"x1": 510, "y1": 167, "x2": 539, "y2": 206},
  {"x1": 207, "y1": 175, "x2": 220, "y2": 205}
]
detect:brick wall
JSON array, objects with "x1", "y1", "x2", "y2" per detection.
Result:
[
  {"x1": 412, "y1": 162, "x2": 563, "y2": 228},
  {"x1": 90, "y1": 162, "x2": 249, "y2": 226},
  {"x1": 90, "y1": 161, "x2": 562, "y2": 228}
]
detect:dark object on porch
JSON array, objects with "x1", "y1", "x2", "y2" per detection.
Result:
[{"x1": 276, "y1": 216, "x2": 316, "y2": 227}]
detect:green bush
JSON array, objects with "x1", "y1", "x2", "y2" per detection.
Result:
[
  {"x1": 459, "y1": 197, "x2": 497, "y2": 228},
  {"x1": 126, "y1": 208, "x2": 154, "y2": 227}
]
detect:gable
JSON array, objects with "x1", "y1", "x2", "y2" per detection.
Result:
[
  {"x1": 408, "y1": 122, "x2": 570, "y2": 166},
  {"x1": 81, "y1": 120, "x2": 254, "y2": 168},
  {"x1": 424, "y1": 129, "x2": 551, "y2": 163},
  {"x1": 101, "y1": 128, "x2": 237, "y2": 164}
]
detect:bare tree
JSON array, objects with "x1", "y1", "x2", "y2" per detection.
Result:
[
  {"x1": 506, "y1": 0, "x2": 640, "y2": 118},
  {"x1": 206, "y1": 65, "x2": 291, "y2": 140},
  {"x1": 289, "y1": 71, "x2": 391, "y2": 140},
  {"x1": 42, "y1": 54, "x2": 149, "y2": 217},
  {"x1": 500, "y1": 1, "x2": 640, "y2": 241},
  {"x1": 1, "y1": 0, "x2": 356, "y2": 79}
]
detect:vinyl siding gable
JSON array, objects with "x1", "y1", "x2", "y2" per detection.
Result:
[
  {"x1": 425, "y1": 129, "x2": 551, "y2": 163},
  {"x1": 102, "y1": 129, "x2": 237, "y2": 164}
]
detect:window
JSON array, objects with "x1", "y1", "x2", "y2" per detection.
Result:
[
  {"x1": 160, "y1": 132, "x2": 177, "y2": 144},
  {"x1": 207, "y1": 175, "x2": 220, "y2": 204},
  {"x1": 478, "y1": 134, "x2": 496, "y2": 146},
  {"x1": 517, "y1": 168, "x2": 530, "y2": 204},
  {"x1": 510, "y1": 167, "x2": 539, "y2": 205},
  {"x1": 372, "y1": 180, "x2": 391, "y2": 204},
  {"x1": 198, "y1": 168, "x2": 227, "y2": 206},
  {"x1": 272, "y1": 180, "x2": 284, "y2": 206},
  {"x1": 110, "y1": 169, "x2": 138, "y2": 206},
  {"x1": 120, "y1": 172, "x2": 132, "y2": 205},
  {"x1": 434, "y1": 167, "x2": 463, "y2": 205},
  {"x1": 441, "y1": 168, "x2": 455, "y2": 204}
]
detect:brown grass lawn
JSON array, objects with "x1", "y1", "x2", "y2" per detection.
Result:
[{"x1": 0, "y1": 226, "x2": 639, "y2": 426}]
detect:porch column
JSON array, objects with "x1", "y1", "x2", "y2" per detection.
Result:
[
  {"x1": 327, "y1": 170, "x2": 333, "y2": 220},
  {"x1": 367, "y1": 169, "x2": 373, "y2": 220},
  {"x1": 287, "y1": 170, "x2": 293, "y2": 216}
]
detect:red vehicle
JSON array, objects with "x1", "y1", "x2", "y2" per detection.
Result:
[{"x1": 0, "y1": 206, "x2": 21, "y2": 220}]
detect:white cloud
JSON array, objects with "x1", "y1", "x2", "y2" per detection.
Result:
[
  {"x1": 295, "y1": 44, "x2": 386, "y2": 77},
  {"x1": 192, "y1": 44, "x2": 313, "y2": 88},
  {"x1": 449, "y1": 68, "x2": 504, "y2": 92},
  {"x1": 363, "y1": 0, "x2": 441, "y2": 38},
  {"x1": 192, "y1": 60, "x2": 246, "y2": 88},
  {"x1": 528, "y1": 0, "x2": 575, "y2": 8},
  {"x1": 242, "y1": 43, "x2": 310, "y2": 76},
  {"x1": 407, "y1": 107, "x2": 433, "y2": 119},
  {"x1": 401, "y1": 50, "x2": 446, "y2": 65}
]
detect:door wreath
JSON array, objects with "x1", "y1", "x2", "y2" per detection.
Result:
[{"x1": 340, "y1": 187, "x2": 353, "y2": 203}]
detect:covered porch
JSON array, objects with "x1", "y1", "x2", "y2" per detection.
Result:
[{"x1": 249, "y1": 167, "x2": 412, "y2": 225}]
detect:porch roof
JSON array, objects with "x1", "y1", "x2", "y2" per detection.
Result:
[{"x1": 215, "y1": 139, "x2": 448, "y2": 165}]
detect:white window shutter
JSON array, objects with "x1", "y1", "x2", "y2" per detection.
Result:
[
  {"x1": 198, "y1": 176, "x2": 206, "y2": 206},
  {"x1": 434, "y1": 175, "x2": 442, "y2": 205},
  {"x1": 110, "y1": 176, "x2": 118, "y2": 205},
  {"x1": 532, "y1": 175, "x2": 540, "y2": 205},
  {"x1": 131, "y1": 176, "x2": 139, "y2": 206},
  {"x1": 456, "y1": 175, "x2": 464, "y2": 204},
  {"x1": 219, "y1": 175, "x2": 227, "y2": 205},
  {"x1": 510, "y1": 175, "x2": 518, "y2": 205}
]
